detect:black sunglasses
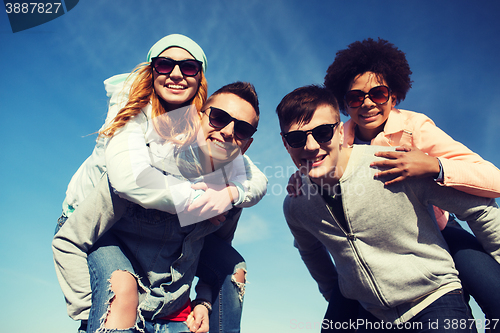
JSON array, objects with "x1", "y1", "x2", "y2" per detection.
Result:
[
  {"x1": 283, "y1": 123, "x2": 339, "y2": 148},
  {"x1": 202, "y1": 107, "x2": 257, "y2": 140},
  {"x1": 344, "y1": 85, "x2": 392, "y2": 108},
  {"x1": 151, "y1": 57, "x2": 203, "y2": 77}
]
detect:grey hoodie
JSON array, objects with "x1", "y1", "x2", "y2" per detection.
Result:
[{"x1": 284, "y1": 145, "x2": 500, "y2": 323}]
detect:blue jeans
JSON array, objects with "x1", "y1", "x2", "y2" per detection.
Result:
[
  {"x1": 321, "y1": 279, "x2": 360, "y2": 333},
  {"x1": 354, "y1": 290, "x2": 476, "y2": 333},
  {"x1": 196, "y1": 233, "x2": 246, "y2": 333},
  {"x1": 56, "y1": 210, "x2": 245, "y2": 333},
  {"x1": 143, "y1": 320, "x2": 190, "y2": 333},
  {"x1": 441, "y1": 220, "x2": 500, "y2": 330},
  {"x1": 83, "y1": 220, "x2": 245, "y2": 332},
  {"x1": 87, "y1": 230, "x2": 139, "y2": 333}
]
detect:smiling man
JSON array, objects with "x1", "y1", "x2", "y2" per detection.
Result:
[
  {"x1": 175, "y1": 82, "x2": 261, "y2": 225},
  {"x1": 52, "y1": 81, "x2": 266, "y2": 333},
  {"x1": 199, "y1": 84, "x2": 258, "y2": 167},
  {"x1": 276, "y1": 85, "x2": 500, "y2": 332}
]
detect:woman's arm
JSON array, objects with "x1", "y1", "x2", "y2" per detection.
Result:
[
  {"x1": 235, "y1": 154, "x2": 268, "y2": 207},
  {"x1": 372, "y1": 111, "x2": 500, "y2": 198},
  {"x1": 183, "y1": 153, "x2": 267, "y2": 225},
  {"x1": 105, "y1": 107, "x2": 202, "y2": 214}
]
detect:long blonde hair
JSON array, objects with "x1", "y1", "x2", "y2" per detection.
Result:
[{"x1": 100, "y1": 62, "x2": 208, "y2": 146}]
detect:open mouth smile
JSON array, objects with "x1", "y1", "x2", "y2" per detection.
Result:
[
  {"x1": 166, "y1": 84, "x2": 187, "y2": 90},
  {"x1": 302, "y1": 155, "x2": 325, "y2": 168},
  {"x1": 359, "y1": 111, "x2": 381, "y2": 119}
]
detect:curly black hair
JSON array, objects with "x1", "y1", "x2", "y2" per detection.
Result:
[{"x1": 324, "y1": 38, "x2": 413, "y2": 115}]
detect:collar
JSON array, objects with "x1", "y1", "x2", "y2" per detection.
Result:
[{"x1": 382, "y1": 108, "x2": 404, "y2": 135}]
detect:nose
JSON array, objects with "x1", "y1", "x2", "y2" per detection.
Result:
[
  {"x1": 220, "y1": 121, "x2": 235, "y2": 140},
  {"x1": 361, "y1": 93, "x2": 376, "y2": 107},
  {"x1": 304, "y1": 132, "x2": 320, "y2": 150},
  {"x1": 169, "y1": 64, "x2": 183, "y2": 78}
]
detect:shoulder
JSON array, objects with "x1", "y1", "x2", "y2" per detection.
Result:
[
  {"x1": 283, "y1": 194, "x2": 299, "y2": 215},
  {"x1": 104, "y1": 73, "x2": 136, "y2": 97},
  {"x1": 350, "y1": 144, "x2": 394, "y2": 160},
  {"x1": 241, "y1": 153, "x2": 254, "y2": 164},
  {"x1": 343, "y1": 119, "x2": 356, "y2": 146},
  {"x1": 396, "y1": 109, "x2": 435, "y2": 126},
  {"x1": 283, "y1": 187, "x2": 310, "y2": 219},
  {"x1": 342, "y1": 145, "x2": 397, "y2": 182}
]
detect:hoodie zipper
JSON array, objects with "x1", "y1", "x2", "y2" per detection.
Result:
[{"x1": 324, "y1": 200, "x2": 390, "y2": 308}]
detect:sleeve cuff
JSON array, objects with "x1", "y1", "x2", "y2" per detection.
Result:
[
  {"x1": 434, "y1": 158, "x2": 444, "y2": 182},
  {"x1": 231, "y1": 181, "x2": 245, "y2": 206}
]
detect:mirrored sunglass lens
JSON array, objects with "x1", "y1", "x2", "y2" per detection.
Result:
[
  {"x1": 312, "y1": 125, "x2": 333, "y2": 142},
  {"x1": 369, "y1": 87, "x2": 389, "y2": 103},
  {"x1": 180, "y1": 61, "x2": 200, "y2": 76},
  {"x1": 154, "y1": 59, "x2": 174, "y2": 73},
  {"x1": 346, "y1": 91, "x2": 364, "y2": 107}
]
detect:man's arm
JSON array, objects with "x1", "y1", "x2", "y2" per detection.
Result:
[
  {"x1": 52, "y1": 173, "x2": 128, "y2": 320},
  {"x1": 416, "y1": 177, "x2": 500, "y2": 263},
  {"x1": 283, "y1": 197, "x2": 337, "y2": 300}
]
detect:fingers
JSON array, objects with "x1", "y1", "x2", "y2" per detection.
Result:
[
  {"x1": 208, "y1": 213, "x2": 227, "y2": 226},
  {"x1": 374, "y1": 168, "x2": 403, "y2": 179},
  {"x1": 383, "y1": 176, "x2": 406, "y2": 186},
  {"x1": 186, "y1": 311, "x2": 205, "y2": 333},
  {"x1": 286, "y1": 183, "x2": 302, "y2": 197},
  {"x1": 373, "y1": 150, "x2": 404, "y2": 159},
  {"x1": 186, "y1": 312, "x2": 196, "y2": 331},
  {"x1": 395, "y1": 145, "x2": 412, "y2": 152},
  {"x1": 185, "y1": 195, "x2": 206, "y2": 212},
  {"x1": 370, "y1": 159, "x2": 398, "y2": 168},
  {"x1": 375, "y1": 145, "x2": 414, "y2": 158},
  {"x1": 191, "y1": 182, "x2": 208, "y2": 191},
  {"x1": 190, "y1": 305, "x2": 210, "y2": 333},
  {"x1": 197, "y1": 320, "x2": 209, "y2": 333},
  {"x1": 186, "y1": 184, "x2": 233, "y2": 217}
]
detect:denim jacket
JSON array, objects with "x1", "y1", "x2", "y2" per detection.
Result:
[
  {"x1": 115, "y1": 201, "x2": 223, "y2": 319},
  {"x1": 52, "y1": 173, "x2": 232, "y2": 320}
]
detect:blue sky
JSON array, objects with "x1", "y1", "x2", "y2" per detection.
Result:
[{"x1": 1, "y1": 1, "x2": 500, "y2": 332}]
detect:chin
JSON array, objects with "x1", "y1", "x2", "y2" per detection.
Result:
[
  {"x1": 310, "y1": 166, "x2": 335, "y2": 181},
  {"x1": 212, "y1": 149, "x2": 239, "y2": 164},
  {"x1": 308, "y1": 171, "x2": 327, "y2": 182}
]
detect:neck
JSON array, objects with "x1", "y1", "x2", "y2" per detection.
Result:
[
  {"x1": 199, "y1": 150, "x2": 216, "y2": 174},
  {"x1": 355, "y1": 125, "x2": 383, "y2": 142},
  {"x1": 162, "y1": 99, "x2": 193, "y2": 113},
  {"x1": 198, "y1": 146, "x2": 235, "y2": 175}
]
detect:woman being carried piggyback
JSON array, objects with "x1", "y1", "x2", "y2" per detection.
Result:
[
  {"x1": 326, "y1": 38, "x2": 500, "y2": 329},
  {"x1": 53, "y1": 34, "x2": 266, "y2": 333},
  {"x1": 289, "y1": 38, "x2": 500, "y2": 331}
]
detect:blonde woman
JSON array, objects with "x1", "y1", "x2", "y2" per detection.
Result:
[{"x1": 54, "y1": 35, "x2": 266, "y2": 333}]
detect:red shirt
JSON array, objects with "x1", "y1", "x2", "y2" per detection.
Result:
[{"x1": 159, "y1": 299, "x2": 192, "y2": 322}]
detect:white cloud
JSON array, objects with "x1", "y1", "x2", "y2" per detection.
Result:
[{"x1": 233, "y1": 212, "x2": 270, "y2": 245}]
